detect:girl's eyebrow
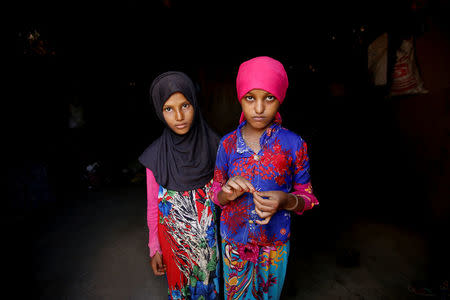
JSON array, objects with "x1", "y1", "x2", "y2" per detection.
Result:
[
  {"x1": 163, "y1": 102, "x2": 190, "y2": 109},
  {"x1": 245, "y1": 92, "x2": 273, "y2": 96}
]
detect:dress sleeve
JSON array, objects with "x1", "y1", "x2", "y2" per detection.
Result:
[
  {"x1": 292, "y1": 138, "x2": 319, "y2": 215},
  {"x1": 209, "y1": 143, "x2": 229, "y2": 209},
  {"x1": 146, "y1": 168, "x2": 162, "y2": 257}
]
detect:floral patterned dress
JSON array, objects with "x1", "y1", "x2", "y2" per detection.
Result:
[
  {"x1": 210, "y1": 120, "x2": 319, "y2": 299},
  {"x1": 157, "y1": 180, "x2": 220, "y2": 300}
]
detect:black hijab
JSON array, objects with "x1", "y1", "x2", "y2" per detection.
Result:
[{"x1": 139, "y1": 71, "x2": 220, "y2": 191}]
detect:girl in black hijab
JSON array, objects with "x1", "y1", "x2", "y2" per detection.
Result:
[{"x1": 139, "y1": 71, "x2": 220, "y2": 299}]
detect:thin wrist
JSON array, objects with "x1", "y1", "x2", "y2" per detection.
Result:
[
  {"x1": 292, "y1": 194, "x2": 306, "y2": 212},
  {"x1": 151, "y1": 250, "x2": 162, "y2": 258},
  {"x1": 286, "y1": 193, "x2": 299, "y2": 211}
]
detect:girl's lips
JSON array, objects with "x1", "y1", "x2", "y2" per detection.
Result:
[
  {"x1": 252, "y1": 116, "x2": 266, "y2": 121},
  {"x1": 175, "y1": 123, "x2": 188, "y2": 129}
]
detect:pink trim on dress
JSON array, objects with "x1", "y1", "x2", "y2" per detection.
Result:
[
  {"x1": 291, "y1": 182, "x2": 319, "y2": 215},
  {"x1": 209, "y1": 180, "x2": 225, "y2": 209}
]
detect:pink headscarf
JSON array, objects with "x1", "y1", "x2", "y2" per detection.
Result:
[{"x1": 236, "y1": 56, "x2": 289, "y2": 123}]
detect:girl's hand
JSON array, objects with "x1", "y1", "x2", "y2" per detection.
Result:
[
  {"x1": 150, "y1": 252, "x2": 166, "y2": 276},
  {"x1": 253, "y1": 191, "x2": 288, "y2": 225},
  {"x1": 221, "y1": 176, "x2": 255, "y2": 202}
]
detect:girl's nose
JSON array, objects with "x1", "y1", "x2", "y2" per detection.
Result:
[
  {"x1": 255, "y1": 99, "x2": 264, "y2": 114},
  {"x1": 175, "y1": 109, "x2": 184, "y2": 121}
]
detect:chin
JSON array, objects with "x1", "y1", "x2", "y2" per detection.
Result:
[
  {"x1": 169, "y1": 123, "x2": 192, "y2": 135},
  {"x1": 248, "y1": 121, "x2": 271, "y2": 130},
  {"x1": 175, "y1": 130, "x2": 189, "y2": 135}
]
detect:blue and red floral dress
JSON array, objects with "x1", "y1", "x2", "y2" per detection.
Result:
[{"x1": 210, "y1": 120, "x2": 318, "y2": 299}]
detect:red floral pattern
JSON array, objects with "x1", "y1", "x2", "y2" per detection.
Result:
[
  {"x1": 222, "y1": 133, "x2": 237, "y2": 155},
  {"x1": 294, "y1": 140, "x2": 309, "y2": 173},
  {"x1": 211, "y1": 121, "x2": 318, "y2": 247}
]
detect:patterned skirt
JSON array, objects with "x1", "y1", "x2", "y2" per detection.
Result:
[
  {"x1": 222, "y1": 239, "x2": 289, "y2": 300},
  {"x1": 158, "y1": 182, "x2": 220, "y2": 300}
]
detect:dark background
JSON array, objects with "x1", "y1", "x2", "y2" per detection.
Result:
[
  {"x1": 5, "y1": 0, "x2": 450, "y2": 297},
  {"x1": 8, "y1": 0, "x2": 444, "y2": 215}
]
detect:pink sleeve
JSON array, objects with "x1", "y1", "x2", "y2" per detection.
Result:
[
  {"x1": 146, "y1": 168, "x2": 162, "y2": 257},
  {"x1": 209, "y1": 180, "x2": 225, "y2": 209},
  {"x1": 292, "y1": 181, "x2": 319, "y2": 215}
]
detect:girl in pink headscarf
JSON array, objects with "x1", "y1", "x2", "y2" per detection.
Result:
[{"x1": 209, "y1": 56, "x2": 319, "y2": 299}]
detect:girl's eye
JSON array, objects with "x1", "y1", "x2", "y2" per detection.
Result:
[
  {"x1": 164, "y1": 107, "x2": 172, "y2": 112},
  {"x1": 182, "y1": 103, "x2": 190, "y2": 109},
  {"x1": 266, "y1": 96, "x2": 275, "y2": 101},
  {"x1": 245, "y1": 96, "x2": 254, "y2": 101}
]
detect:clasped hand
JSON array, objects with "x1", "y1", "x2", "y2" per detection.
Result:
[
  {"x1": 150, "y1": 252, "x2": 166, "y2": 276},
  {"x1": 221, "y1": 176, "x2": 288, "y2": 225}
]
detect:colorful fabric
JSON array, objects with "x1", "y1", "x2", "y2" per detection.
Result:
[
  {"x1": 222, "y1": 239, "x2": 289, "y2": 300},
  {"x1": 236, "y1": 56, "x2": 289, "y2": 123},
  {"x1": 209, "y1": 120, "x2": 319, "y2": 247},
  {"x1": 157, "y1": 180, "x2": 220, "y2": 299}
]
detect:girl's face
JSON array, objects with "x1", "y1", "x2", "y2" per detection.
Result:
[
  {"x1": 162, "y1": 92, "x2": 194, "y2": 135},
  {"x1": 241, "y1": 89, "x2": 280, "y2": 133}
]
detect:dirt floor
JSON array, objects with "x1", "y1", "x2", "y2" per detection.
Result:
[{"x1": 5, "y1": 184, "x2": 431, "y2": 299}]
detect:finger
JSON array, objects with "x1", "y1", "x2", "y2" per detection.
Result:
[
  {"x1": 227, "y1": 180, "x2": 244, "y2": 192},
  {"x1": 243, "y1": 181, "x2": 256, "y2": 193},
  {"x1": 254, "y1": 190, "x2": 272, "y2": 199},
  {"x1": 152, "y1": 265, "x2": 160, "y2": 275},
  {"x1": 256, "y1": 203, "x2": 275, "y2": 216},
  {"x1": 235, "y1": 177, "x2": 255, "y2": 192},
  {"x1": 157, "y1": 263, "x2": 166, "y2": 270},
  {"x1": 232, "y1": 178, "x2": 252, "y2": 192},
  {"x1": 156, "y1": 263, "x2": 166, "y2": 272},
  {"x1": 256, "y1": 215, "x2": 272, "y2": 225},
  {"x1": 253, "y1": 192, "x2": 266, "y2": 203},
  {"x1": 253, "y1": 197, "x2": 274, "y2": 213},
  {"x1": 253, "y1": 193, "x2": 274, "y2": 208},
  {"x1": 222, "y1": 185, "x2": 233, "y2": 193},
  {"x1": 254, "y1": 206, "x2": 269, "y2": 219}
]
